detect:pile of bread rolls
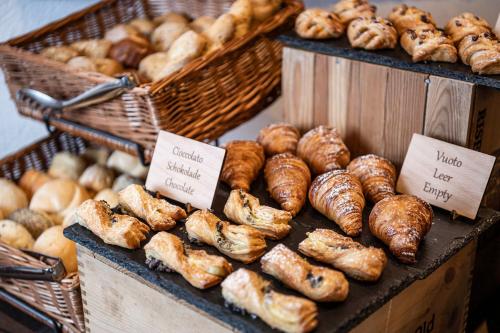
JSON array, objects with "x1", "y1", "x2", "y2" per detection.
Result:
[
  {"x1": 39, "y1": 0, "x2": 283, "y2": 82},
  {"x1": 0, "y1": 148, "x2": 148, "y2": 275}
]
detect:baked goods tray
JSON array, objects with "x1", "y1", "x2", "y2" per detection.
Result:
[
  {"x1": 277, "y1": 32, "x2": 500, "y2": 89},
  {"x1": 64, "y1": 176, "x2": 500, "y2": 333}
]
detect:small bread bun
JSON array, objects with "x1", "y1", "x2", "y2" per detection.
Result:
[
  {"x1": 48, "y1": 152, "x2": 86, "y2": 181},
  {"x1": 0, "y1": 220, "x2": 34, "y2": 249},
  {"x1": 112, "y1": 174, "x2": 143, "y2": 192},
  {"x1": 93, "y1": 58, "x2": 124, "y2": 76},
  {"x1": 0, "y1": 178, "x2": 28, "y2": 217},
  {"x1": 94, "y1": 188, "x2": 119, "y2": 208},
  {"x1": 81, "y1": 147, "x2": 110, "y2": 165},
  {"x1": 79, "y1": 164, "x2": 115, "y2": 192},
  {"x1": 67, "y1": 56, "x2": 97, "y2": 72},
  {"x1": 107, "y1": 151, "x2": 149, "y2": 179},
  {"x1": 33, "y1": 226, "x2": 78, "y2": 273},
  {"x1": 8, "y1": 208, "x2": 54, "y2": 238},
  {"x1": 190, "y1": 16, "x2": 215, "y2": 34},
  {"x1": 40, "y1": 46, "x2": 79, "y2": 63},
  {"x1": 129, "y1": 18, "x2": 155, "y2": 37},
  {"x1": 104, "y1": 24, "x2": 141, "y2": 43},
  {"x1": 138, "y1": 52, "x2": 169, "y2": 82},
  {"x1": 70, "y1": 39, "x2": 112, "y2": 58},
  {"x1": 19, "y1": 170, "x2": 52, "y2": 199},
  {"x1": 151, "y1": 21, "x2": 190, "y2": 51},
  {"x1": 153, "y1": 12, "x2": 191, "y2": 26}
]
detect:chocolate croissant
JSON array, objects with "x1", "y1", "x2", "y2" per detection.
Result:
[
  {"x1": 257, "y1": 123, "x2": 301, "y2": 156},
  {"x1": 221, "y1": 268, "x2": 318, "y2": 333},
  {"x1": 224, "y1": 189, "x2": 292, "y2": 240},
  {"x1": 369, "y1": 195, "x2": 433, "y2": 264},
  {"x1": 445, "y1": 13, "x2": 491, "y2": 44},
  {"x1": 346, "y1": 154, "x2": 396, "y2": 203},
  {"x1": 331, "y1": 0, "x2": 376, "y2": 25},
  {"x1": 221, "y1": 140, "x2": 265, "y2": 192},
  {"x1": 299, "y1": 229, "x2": 387, "y2": 281},
  {"x1": 309, "y1": 170, "x2": 365, "y2": 236},
  {"x1": 264, "y1": 153, "x2": 311, "y2": 216},
  {"x1": 458, "y1": 32, "x2": 500, "y2": 74},
  {"x1": 400, "y1": 27, "x2": 458, "y2": 63},
  {"x1": 144, "y1": 232, "x2": 232, "y2": 289},
  {"x1": 388, "y1": 4, "x2": 436, "y2": 35},
  {"x1": 118, "y1": 184, "x2": 186, "y2": 231},
  {"x1": 297, "y1": 126, "x2": 350, "y2": 175},
  {"x1": 295, "y1": 8, "x2": 344, "y2": 39},
  {"x1": 185, "y1": 210, "x2": 267, "y2": 263},
  {"x1": 347, "y1": 16, "x2": 398, "y2": 50},
  {"x1": 261, "y1": 244, "x2": 349, "y2": 302}
]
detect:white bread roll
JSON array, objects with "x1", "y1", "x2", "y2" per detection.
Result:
[
  {"x1": 34, "y1": 226, "x2": 78, "y2": 273},
  {"x1": 0, "y1": 178, "x2": 28, "y2": 217},
  {"x1": 48, "y1": 152, "x2": 87, "y2": 180},
  {"x1": 106, "y1": 151, "x2": 149, "y2": 179},
  {"x1": 79, "y1": 164, "x2": 115, "y2": 192},
  {"x1": 0, "y1": 219, "x2": 34, "y2": 249},
  {"x1": 94, "y1": 188, "x2": 119, "y2": 208}
]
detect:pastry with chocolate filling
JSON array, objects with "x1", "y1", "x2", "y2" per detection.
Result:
[
  {"x1": 458, "y1": 32, "x2": 500, "y2": 74},
  {"x1": 221, "y1": 268, "x2": 318, "y2": 333},
  {"x1": 295, "y1": 8, "x2": 344, "y2": 39},
  {"x1": 185, "y1": 210, "x2": 266, "y2": 263},
  {"x1": 388, "y1": 4, "x2": 436, "y2": 34},
  {"x1": 400, "y1": 27, "x2": 458, "y2": 63},
  {"x1": 347, "y1": 16, "x2": 398, "y2": 50},
  {"x1": 144, "y1": 232, "x2": 232, "y2": 289},
  {"x1": 257, "y1": 123, "x2": 300, "y2": 156},
  {"x1": 221, "y1": 140, "x2": 265, "y2": 192},
  {"x1": 331, "y1": 0, "x2": 376, "y2": 25},
  {"x1": 445, "y1": 13, "x2": 491, "y2": 44}
]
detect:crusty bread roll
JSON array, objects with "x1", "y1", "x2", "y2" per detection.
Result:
[
  {"x1": 0, "y1": 178, "x2": 28, "y2": 217},
  {"x1": 229, "y1": 0, "x2": 252, "y2": 37},
  {"x1": 93, "y1": 58, "x2": 124, "y2": 76},
  {"x1": 40, "y1": 46, "x2": 79, "y2": 63},
  {"x1": 104, "y1": 24, "x2": 141, "y2": 43},
  {"x1": 138, "y1": 52, "x2": 170, "y2": 82},
  {"x1": 48, "y1": 152, "x2": 86, "y2": 181},
  {"x1": 106, "y1": 151, "x2": 149, "y2": 179},
  {"x1": 30, "y1": 179, "x2": 91, "y2": 225},
  {"x1": 94, "y1": 188, "x2": 119, "y2": 208},
  {"x1": 153, "y1": 12, "x2": 191, "y2": 26},
  {"x1": 34, "y1": 226, "x2": 78, "y2": 273},
  {"x1": 79, "y1": 164, "x2": 115, "y2": 192},
  {"x1": 19, "y1": 170, "x2": 52, "y2": 199},
  {"x1": 112, "y1": 174, "x2": 143, "y2": 192},
  {"x1": 70, "y1": 39, "x2": 112, "y2": 58},
  {"x1": 129, "y1": 18, "x2": 155, "y2": 37},
  {"x1": 251, "y1": 0, "x2": 282, "y2": 22},
  {"x1": 81, "y1": 147, "x2": 110, "y2": 165},
  {"x1": 0, "y1": 220, "x2": 34, "y2": 249},
  {"x1": 204, "y1": 14, "x2": 235, "y2": 53},
  {"x1": 8, "y1": 208, "x2": 54, "y2": 238},
  {"x1": 151, "y1": 21, "x2": 190, "y2": 51},
  {"x1": 190, "y1": 16, "x2": 216, "y2": 34},
  {"x1": 67, "y1": 56, "x2": 97, "y2": 72}
]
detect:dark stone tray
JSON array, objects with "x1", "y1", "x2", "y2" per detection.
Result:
[
  {"x1": 65, "y1": 176, "x2": 499, "y2": 333},
  {"x1": 277, "y1": 32, "x2": 500, "y2": 89}
]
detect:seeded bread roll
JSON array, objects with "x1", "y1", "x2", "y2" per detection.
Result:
[{"x1": 8, "y1": 208, "x2": 54, "y2": 238}]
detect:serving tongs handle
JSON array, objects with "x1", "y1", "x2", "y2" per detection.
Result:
[{"x1": 0, "y1": 251, "x2": 66, "y2": 282}]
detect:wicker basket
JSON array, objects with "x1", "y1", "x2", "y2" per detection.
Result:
[
  {"x1": 0, "y1": 0, "x2": 302, "y2": 162},
  {"x1": 0, "y1": 132, "x2": 88, "y2": 333}
]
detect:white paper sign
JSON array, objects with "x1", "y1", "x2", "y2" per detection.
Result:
[
  {"x1": 396, "y1": 134, "x2": 495, "y2": 219},
  {"x1": 146, "y1": 130, "x2": 226, "y2": 209}
]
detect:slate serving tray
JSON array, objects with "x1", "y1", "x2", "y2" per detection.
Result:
[
  {"x1": 277, "y1": 32, "x2": 500, "y2": 89},
  {"x1": 65, "y1": 176, "x2": 499, "y2": 333}
]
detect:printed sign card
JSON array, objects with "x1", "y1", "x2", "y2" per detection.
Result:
[
  {"x1": 146, "y1": 130, "x2": 226, "y2": 209},
  {"x1": 397, "y1": 134, "x2": 495, "y2": 219}
]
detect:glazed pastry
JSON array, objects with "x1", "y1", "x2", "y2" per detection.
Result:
[
  {"x1": 118, "y1": 184, "x2": 186, "y2": 231},
  {"x1": 104, "y1": 24, "x2": 141, "y2": 43},
  {"x1": 388, "y1": 4, "x2": 436, "y2": 35},
  {"x1": 0, "y1": 220, "x2": 34, "y2": 249},
  {"x1": 190, "y1": 16, "x2": 215, "y2": 34},
  {"x1": 295, "y1": 9, "x2": 344, "y2": 39},
  {"x1": 369, "y1": 195, "x2": 433, "y2": 264},
  {"x1": 0, "y1": 178, "x2": 28, "y2": 217},
  {"x1": 223, "y1": 189, "x2": 292, "y2": 240},
  {"x1": 79, "y1": 164, "x2": 115, "y2": 192},
  {"x1": 221, "y1": 268, "x2": 318, "y2": 333},
  {"x1": 8, "y1": 209, "x2": 54, "y2": 238},
  {"x1": 151, "y1": 21, "x2": 189, "y2": 51},
  {"x1": 70, "y1": 39, "x2": 112, "y2": 58},
  {"x1": 109, "y1": 35, "x2": 152, "y2": 68},
  {"x1": 445, "y1": 13, "x2": 491, "y2": 44},
  {"x1": 251, "y1": 0, "x2": 282, "y2": 22},
  {"x1": 138, "y1": 52, "x2": 169, "y2": 82},
  {"x1": 106, "y1": 150, "x2": 149, "y2": 179},
  {"x1": 299, "y1": 229, "x2": 387, "y2": 281},
  {"x1": 347, "y1": 16, "x2": 398, "y2": 50},
  {"x1": 33, "y1": 226, "x2": 78, "y2": 273},
  {"x1": 93, "y1": 58, "x2": 124, "y2": 76},
  {"x1": 48, "y1": 152, "x2": 86, "y2": 180},
  {"x1": 331, "y1": 0, "x2": 376, "y2": 25},
  {"x1": 144, "y1": 232, "x2": 233, "y2": 289},
  {"x1": 67, "y1": 56, "x2": 97, "y2": 72},
  {"x1": 309, "y1": 170, "x2": 365, "y2": 236},
  {"x1": 458, "y1": 32, "x2": 500, "y2": 74},
  {"x1": 257, "y1": 123, "x2": 300, "y2": 156},
  {"x1": 185, "y1": 210, "x2": 266, "y2": 263},
  {"x1": 40, "y1": 46, "x2": 79, "y2": 63},
  {"x1": 19, "y1": 170, "x2": 52, "y2": 198},
  {"x1": 264, "y1": 153, "x2": 311, "y2": 216},
  {"x1": 261, "y1": 244, "x2": 349, "y2": 302},
  {"x1": 221, "y1": 140, "x2": 265, "y2": 192},
  {"x1": 112, "y1": 173, "x2": 143, "y2": 192},
  {"x1": 229, "y1": 0, "x2": 252, "y2": 37},
  {"x1": 297, "y1": 126, "x2": 350, "y2": 174},
  {"x1": 400, "y1": 27, "x2": 458, "y2": 63},
  {"x1": 129, "y1": 18, "x2": 155, "y2": 37},
  {"x1": 346, "y1": 154, "x2": 396, "y2": 203},
  {"x1": 94, "y1": 188, "x2": 119, "y2": 209},
  {"x1": 153, "y1": 12, "x2": 191, "y2": 26},
  {"x1": 75, "y1": 199, "x2": 149, "y2": 249},
  {"x1": 204, "y1": 13, "x2": 235, "y2": 53}
]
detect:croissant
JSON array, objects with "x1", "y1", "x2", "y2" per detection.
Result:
[
  {"x1": 118, "y1": 184, "x2": 186, "y2": 231},
  {"x1": 400, "y1": 27, "x2": 458, "y2": 63},
  {"x1": 264, "y1": 153, "x2": 311, "y2": 216},
  {"x1": 369, "y1": 195, "x2": 433, "y2": 264},
  {"x1": 221, "y1": 268, "x2": 318, "y2": 333},
  {"x1": 257, "y1": 123, "x2": 301, "y2": 156},
  {"x1": 347, "y1": 16, "x2": 398, "y2": 50},
  {"x1": 299, "y1": 229, "x2": 386, "y2": 281},
  {"x1": 388, "y1": 4, "x2": 436, "y2": 35},
  {"x1": 144, "y1": 232, "x2": 232, "y2": 289},
  {"x1": 346, "y1": 154, "x2": 396, "y2": 203},
  {"x1": 261, "y1": 244, "x2": 349, "y2": 302},
  {"x1": 223, "y1": 189, "x2": 292, "y2": 240},
  {"x1": 309, "y1": 170, "x2": 365, "y2": 236},
  {"x1": 185, "y1": 210, "x2": 266, "y2": 263},
  {"x1": 458, "y1": 32, "x2": 500, "y2": 74},
  {"x1": 295, "y1": 9, "x2": 344, "y2": 39},
  {"x1": 331, "y1": 0, "x2": 376, "y2": 25},
  {"x1": 445, "y1": 13, "x2": 491, "y2": 44},
  {"x1": 75, "y1": 199, "x2": 149, "y2": 249},
  {"x1": 221, "y1": 140, "x2": 265, "y2": 192},
  {"x1": 297, "y1": 126, "x2": 350, "y2": 174}
]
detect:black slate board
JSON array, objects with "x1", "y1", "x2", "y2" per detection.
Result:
[
  {"x1": 277, "y1": 32, "x2": 500, "y2": 89},
  {"x1": 65, "y1": 176, "x2": 500, "y2": 333}
]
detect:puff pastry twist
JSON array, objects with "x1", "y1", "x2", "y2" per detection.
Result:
[
  {"x1": 257, "y1": 123, "x2": 301, "y2": 156},
  {"x1": 388, "y1": 4, "x2": 436, "y2": 35},
  {"x1": 458, "y1": 32, "x2": 500, "y2": 74},
  {"x1": 221, "y1": 140, "x2": 265, "y2": 192},
  {"x1": 445, "y1": 12, "x2": 491, "y2": 44},
  {"x1": 400, "y1": 27, "x2": 458, "y2": 63},
  {"x1": 331, "y1": 0, "x2": 376, "y2": 25},
  {"x1": 347, "y1": 16, "x2": 398, "y2": 50},
  {"x1": 295, "y1": 8, "x2": 344, "y2": 39}
]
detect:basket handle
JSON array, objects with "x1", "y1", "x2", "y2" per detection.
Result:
[{"x1": 0, "y1": 251, "x2": 66, "y2": 282}]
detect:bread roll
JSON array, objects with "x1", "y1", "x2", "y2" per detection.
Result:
[
  {"x1": 109, "y1": 35, "x2": 152, "y2": 68},
  {"x1": 166, "y1": 30, "x2": 207, "y2": 63},
  {"x1": 138, "y1": 52, "x2": 170, "y2": 82},
  {"x1": 0, "y1": 220, "x2": 34, "y2": 249},
  {"x1": 106, "y1": 151, "x2": 149, "y2": 179},
  {"x1": 153, "y1": 12, "x2": 191, "y2": 26},
  {"x1": 67, "y1": 56, "x2": 97, "y2": 72},
  {"x1": 0, "y1": 178, "x2": 28, "y2": 217},
  {"x1": 129, "y1": 18, "x2": 155, "y2": 37},
  {"x1": 151, "y1": 21, "x2": 190, "y2": 51},
  {"x1": 48, "y1": 152, "x2": 86, "y2": 181},
  {"x1": 81, "y1": 147, "x2": 110, "y2": 165},
  {"x1": 229, "y1": 0, "x2": 252, "y2": 37},
  {"x1": 94, "y1": 188, "x2": 119, "y2": 208},
  {"x1": 104, "y1": 24, "x2": 141, "y2": 43},
  {"x1": 204, "y1": 14, "x2": 235, "y2": 53},
  {"x1": 190, "y1": 16, "x2": 215, "y2": 34},
  {"x1": 8, "y1": 208, "x2": 54, "y2": 238},
  {"x1": 112, "y1": 174, "x2": 143, "y2": 192},
  {"x1": 19, "y1": 170, "x2": 52, "y2": 198},
  {"x1": 251, "y1": 0, "x2": 282, "y2": 22},
  {"x1": 79, "y1": 164, "x2": 115, "y2": 192},
  {"x1": 40, "y1": 46, "x2": 79, "y2": 63},
  {"x1": 34, "y1": 226, "x2": 78, "y2": 273},
  {"x1": 70, "y1": 39, "x2": 112, "y2": 58}
]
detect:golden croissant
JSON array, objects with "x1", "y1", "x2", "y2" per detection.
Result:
[
  {"x1": 369, "y1": 195, "x2": 433, "y2": 264},
  {"x1": 221, "y1": 140, "x2": 265, "y2": 192},
  {"x1": 331, "y1": 0, "x2": 376, "y2": 25},
  {"x1": 264, "y1": 153, "x2": 311, "y2": 216},
  {"x1": 297, "y1": 126, "x2": 350, "y2": 174},
  {"x1": 347, "y1": 154, "x2": 396, "y2": 203},
  {"x1": 257, "y1": 123, "x2": 301, "y2": 156},
  {"x1": 309, "y1": 170, "x2": 365, "y2": 236}
]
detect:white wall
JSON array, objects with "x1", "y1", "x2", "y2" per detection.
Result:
[{"x1": 0, "y1": 0, "x2": 498, "y2": 158}]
